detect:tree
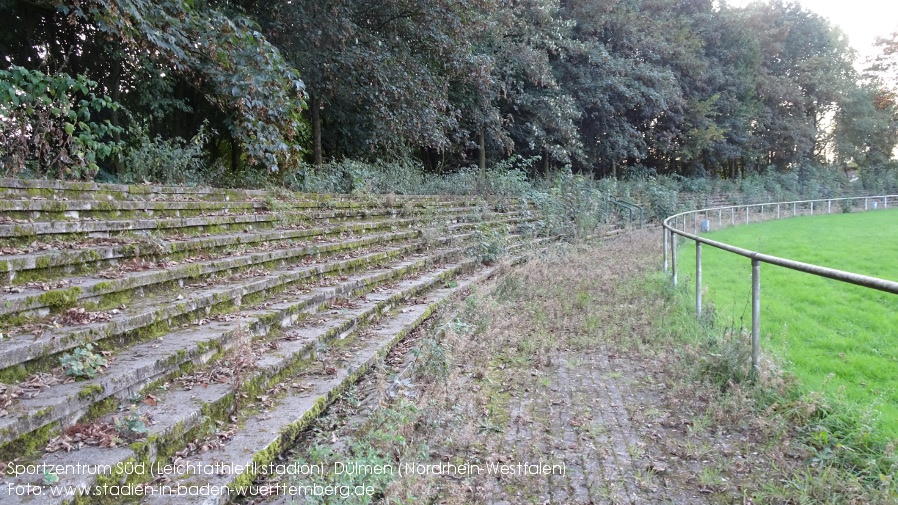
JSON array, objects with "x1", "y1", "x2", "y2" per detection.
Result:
[
  {"x1": 740, "y1": 1, "x2": 854, "y2": 172},
  {"x1": 835, "y1": 82, "x2": 898, "y2": 188},
  {"x1": 70, "y1": 0, "x2": 307, "y2": 172},
  {"x1": 0, "y1": 66, "x2": 122, "y2": 179},
  {"x1": 869, "y1": 32, "x2": 898, "y2": 89},
  {"x1": 244, "y1": 0, "x2": 488, "y2": 165},
  {"x1": 1, "y1": 0, "x2": 307, "y2": 178}
]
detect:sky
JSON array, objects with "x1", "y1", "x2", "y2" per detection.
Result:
[{"x1": 725, "y1": 0, "x2": 898, "y2": 65}]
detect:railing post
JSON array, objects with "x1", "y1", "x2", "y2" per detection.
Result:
[
  {"x1": 811, "y1": 201, "x2": 814, "y2": 215},
  {"x1": 661, "y1": 223, "x2": 668, "y2": 274},
  {"x1": 672, "y1": 232, "x2": 678, "y2": 287},
  {"x1": 828, "y1": 200, "x2": 831, "y2": 214},
  {"x1": 865, "y1": 198, "x2": 868, "y2": 211},
  {"x1": 745, "y1": 205, "x2": 749, "y2": 225},
  {"x1": 751, "y1": 258, "x2": 761, "y2": 375},
  {"x1": 718, "y1": 209, "x2": 722, "y2": 229},
  {"x1": 731, "y1": 207, "x2": 735, "y2": 226},
  {"x1": 761, "y1": 204, "x2": 764, "y2": 221},
  {"x1": 696, "y1": 241, "x2": 702, "y2": 317},
  {"x1": 693, "y1": 212, "x2": 698, "y2": 235},
  {"x1": 776, "y1": 203, "x2": 780, "y2": 219},
  {"x1": 885, "y1": 197, "x2": 889, "y2": 209},
  {"x1": 793, "y1": 202, "x2": 796, "y2": 216}
]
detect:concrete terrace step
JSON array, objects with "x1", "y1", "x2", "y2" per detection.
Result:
[
  {"x1": 0, "y1": 199, "x2": 265, "y2": 221},
  {"x1": 0, "y1": 208, "x2": 498, "y2": 285},
  {"x1": 0, "y1": 252, "x2": 512, "y2": 505},
  {"x1": 141, "y1": 259, "x2": 522, "y2": 505},
  {"x1": 0, "y1": 204, "x2": 508, "y2": 245},
  {"x1": 0, "y1": 219, "x2": 531, "y2": 385},
  {"x1": 0, "y1": 179, "x2": 267, "y2": 203},
  {"x1": 0, "y1": 194, "x2": 478, "y2": 223},
  {"x1": 0, "y1": 213, "x2": 272, "y2": 240},
  {"x1": 0, "y1": 210, "x2": 530, "y2": 321},
  {"x1": 0, "y1": 218, "x2": 399, "y2": 286},
  {"x1": 0, "y1": 178, "x2": 468, "y2": 205},
  {"x1": 0, "y1": 244, "x2": 477, "y2": 453},
  {"x1": 0, "y1": 229, "x2": 536, "y2": 388},
  {"x1": 0, "y1": 178, "x2": 553, "y2": 505},
  {"x1": 0, "y1": 237, "x2": 438, "y2": 375},
  {"x1": 0, "y1": 228, "x2": 423, "y2": 319}
]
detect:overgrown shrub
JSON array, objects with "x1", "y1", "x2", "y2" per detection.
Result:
[
  {"x1": 120, "y1": 122, "x2": 216, "y2": 185},
  {"x1": 0, "y1": 66, "x2": 122, "y2": 180},
  {"x1": 284, "y1": 159, "x2": 426, "y2": 194},
  {"x1": 698, "y1": 329, "x2": 753, "y2": 391},
  {"x1": 643, "y1": 176, "x2": 680, "y2": 221},
  {"x1": 532, "y1": 170, "x2": 609, "y2": 239},
  {"x1": 470, "y1": 223, "x2": 509, "y2": 265},
  {"x1": 284, "y1": 155, "x2": 540, "y2": 197}
]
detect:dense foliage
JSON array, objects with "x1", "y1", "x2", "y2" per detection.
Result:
[
  {"x1": 0, "y1": 65, "x2": 121, "y2": 178},
  {"x1": 0, "y1": 0, "x2": 895, "y2": 186}
]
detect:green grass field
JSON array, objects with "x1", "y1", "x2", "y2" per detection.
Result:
[{"x1": 678, "y1": 209, "x2": 898, "y2": 438}]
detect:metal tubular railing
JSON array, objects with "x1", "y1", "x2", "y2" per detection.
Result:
[
  {"x1": 662, "y1": 195, "x2": 898, "y2": 374},
  {"x1": 608, "y1": 199, "x2": 645, "y2": 228}
]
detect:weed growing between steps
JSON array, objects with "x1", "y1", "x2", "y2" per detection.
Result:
[{"x1": 243, "y1": 231, "x2": 897, "y2": 505}]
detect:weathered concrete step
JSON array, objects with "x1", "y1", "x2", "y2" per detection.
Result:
[
  {"x1": 0, "y1": 204, "x2": 501, "y2": 242},
  {"x1": 0, "y1": 211, "x2": 435, "y2": 285},
  {"x1": 0, "y1": 245, "x2": 473, "y2": 453},
  {"x1": 0, "y1": 238, "x2": 434, "y2": 376},
  {"x1": 0, "y1": 228, "x2": 422, "y2": 319},
  {"x1": 0, "y1": 179, "x2": 266, "y2": 202},
  {"x1": 0, "y1": 208, "x2": 527, "y2": 286},
  {"x1": 0, "y1": 178, "x2": 471, "y2": 205},
  {"x1": 0, "y1": 212, "x2": 530, "y2": 315},
  {"x1": 0, "y1": 255, "x2": 491, "y2": 505},
  {"x1": 0, "y1": 213, "x2": 271, "y2": 240},
  {"x1": 0, "y1": 218, "x2": 526, "y2": 381},
  {"x1": 0, "y1": 195, "x2": 477, "y2": 222},
  {"x1": 140, "y1": 266, "x2": 498, "y2": 505},
  {"x1": 0, "y1": 199, "x2": 265, "y2": 220}
]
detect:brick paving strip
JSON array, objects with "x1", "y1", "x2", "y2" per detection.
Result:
[{"x1": 460, "y1": 350, "x2": 704, "y2": 505}]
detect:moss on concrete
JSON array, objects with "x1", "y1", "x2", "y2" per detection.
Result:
[
  {"x1": 78, "y1": 383, "x2": 104, "y2": 400},
  {"x1": 0, "y1": 422, "x2": 57, "y2": 463},
  {"x1": 38, "y1": 287, "x2": 82, "y2": 311}
]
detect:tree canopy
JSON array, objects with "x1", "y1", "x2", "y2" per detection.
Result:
[{"x1": 0, "y1": 0, "x2": 894, "y2": 183}]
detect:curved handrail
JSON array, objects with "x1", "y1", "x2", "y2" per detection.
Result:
[{"x1": 661, "y1": 194, "x2": 898, "y2": 372}]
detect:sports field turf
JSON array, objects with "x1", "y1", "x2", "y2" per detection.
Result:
[{"x1": 678, "y1": 208, "x2": 898, "y2": 438}]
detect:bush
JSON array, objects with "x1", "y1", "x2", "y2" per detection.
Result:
[
  {"x1": 534, "y1": 170, "x2": 610, "y2": 238},
  {"x1": 120, "y1": 122, "x2": 216, "y2": 186},
  {"x1": 643, "y1": 176, "x2": 680, "y2": 221},
  {"x1": 284, "y1": 155, "x2": 545, "y2": 197},
  {"x1": 470, "y1": 223, "x2": 509, "y2": 265},
  {"x1": 0, "y1": 66, "x2": 122, "y2": 180}
]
